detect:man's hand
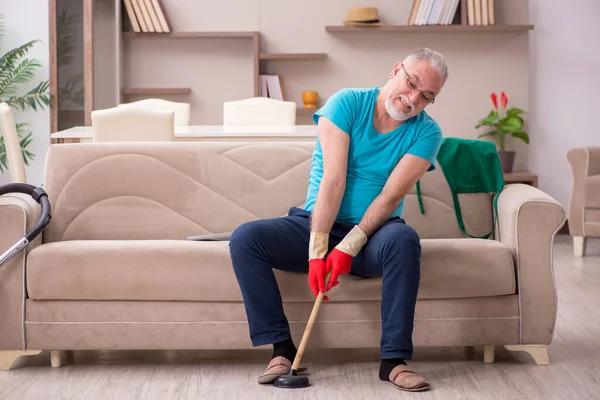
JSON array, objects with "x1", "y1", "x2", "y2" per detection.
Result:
[
  {"x1": 308, "y1": 258, "x2": 329, "y2": 300},
  {"x1": 325, "y1": 225, "x2": 368, "y2": 291},
  {"x1": 308, "y1": 231, "x2": 331, "y2": 300}
]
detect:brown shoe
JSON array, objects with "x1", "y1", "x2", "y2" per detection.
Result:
[
  {"x1": 257, "y1": 356, "x2": 291, "y2": 384},
  {"x1": 384, "y1": 365, "x2": 431, "y2": 392}
]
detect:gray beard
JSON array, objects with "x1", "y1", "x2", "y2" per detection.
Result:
[{"x1": 385, "y1": 97, "x2": 414, "y2": 121}]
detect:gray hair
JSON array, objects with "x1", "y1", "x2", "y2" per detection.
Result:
[{"x1": 403, "y1": 48, "x2": 449, "y2": 85}]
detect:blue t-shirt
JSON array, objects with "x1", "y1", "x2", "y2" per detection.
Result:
[{"x1": 304, "y1": 86, "x2": 442, "y2": 224}]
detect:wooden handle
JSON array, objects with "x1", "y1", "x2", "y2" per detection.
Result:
[{"x1": 291, "y1": 271, "x2": 331, "y2": 371}]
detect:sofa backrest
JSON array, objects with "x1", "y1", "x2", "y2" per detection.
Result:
[{"x1": 43, "y1": 142, "x2": 493, "y2": 242}]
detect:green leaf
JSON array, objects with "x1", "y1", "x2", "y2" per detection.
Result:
[
  {"x1": 511, "y1": 131, "x2": 530, "y2": 144},
  {"x1": 0, "y1": 14, "x2": 48, "y2": 169},
  {"x1": 0, "y1": 40, "x2": 39, "y2": 78},
  {"x1": 506, "y1": 108, "x2": 525, "y2": 117},
  {"x1": 0, "y1": 58, "x2": 43, "y2": 98},
  {"x1": 475, "y1": 110, "x2": 499, "y2": 129},
  {"x1": 486, "y1": 109, "x2": 498, "y2": 119},
  {"x1": 5, "y1": 80, "x2": 51, "y2": 111},
  {"x1": 498, "y1": 116, "x2": 522, "y2": 132},
  {"x1": 0, "y1": 120, "x2": 36, "y2": 172}
]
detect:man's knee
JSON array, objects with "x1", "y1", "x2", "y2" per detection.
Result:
[
  {"x1": 229, "y1": 220, "x2": 267, "y2": 254},
  {"x1": 377, "y1": 222, "x2": 421, "y2": 261}
]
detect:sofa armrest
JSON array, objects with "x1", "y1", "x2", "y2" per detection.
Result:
[
  {"x1": 0, "y1": 193, "x2": 42, "y2": 350},
  {"x1": 567, "y1": 147, "x2": 600, "y2": 236},
  {"x1": 496, "y1": 184, "x2": 566, "y2": 345}
]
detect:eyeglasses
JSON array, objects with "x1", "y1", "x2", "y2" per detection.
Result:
[{"x1": 402, "y1": 64, "x2": 435, "y2": 104}]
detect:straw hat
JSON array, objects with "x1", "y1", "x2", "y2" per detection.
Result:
[{"x1": 343, "y1": 7, "x2": 382, "y2": 27}]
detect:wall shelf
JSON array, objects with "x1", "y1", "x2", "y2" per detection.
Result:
[
  {"x1": 325, "y1": 25, "x2": 534, "y2": 33},
  {"x1": 259, "y1": 53, "x2": 327, "y2": 60},
  {"x1": 99, "y1": 0, "x2": 532, "y2": 124},
  {"x1": 297, "y1": 107, "x2": 317, "y2": 115},
  {"x1": 121, "y1": 88, "x2": 192, "y2": 96},
  {"x1": 123, "y1": 31, "x2": 258, "y2": 39}
]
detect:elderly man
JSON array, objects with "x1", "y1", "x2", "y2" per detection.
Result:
[{"x1": 229, "y1": 48, "x2": 448, "y2": 392}]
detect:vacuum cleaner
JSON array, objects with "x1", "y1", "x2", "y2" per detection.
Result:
[{"x1": 0, "y1": 183, "x2": 51, "y2": 267}]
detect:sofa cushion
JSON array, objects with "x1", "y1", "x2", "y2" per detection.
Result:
[
  {"x1": 43, "y1": 142, "x2": 494, "y2": 242},
  {"x1": 26, "y1": 239, "x2": 515, "y2": 301},
  {"x1": 585, "y1": 175, "x2": 600, "y2": 208}
]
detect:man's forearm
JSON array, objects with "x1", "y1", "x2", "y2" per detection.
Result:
[
  {"x1": 358, "y1": 192, "x2": 404, "y2": 238},
  {"x1": 310, "y1": 177, "x2": 345, "y2": 234}
]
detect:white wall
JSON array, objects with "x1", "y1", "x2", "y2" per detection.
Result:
[
  {"x1": 4, "y1": 0, "x2": 598, "y2": 207},
  {"x1": 0, "y1": 0, "x2": 50, "y2": 186},
  {"x1": 119, "y1": 0, "x2": 532, "y2": 172},
  {"x1": 529, "y1": 0, "x2": 600, "y2": 209}
]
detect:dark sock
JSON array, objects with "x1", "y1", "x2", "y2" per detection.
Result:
[
  {"x1": 379, "y1": 358, "x2": 407, "y2": 381},
  {"x1": 272, "y1": 338, "x2": 297, "y2": 363}
]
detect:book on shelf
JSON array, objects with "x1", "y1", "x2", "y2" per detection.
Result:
[
  {"x1": 259, "y1": 75, "x2": 284, "y2": 100},
  {"x1": 467, "y1": 0, "x2": 495, "y2": 26},
  {"x1": 122, "y1": 0, "x2": 171, "y2": 33},
  {"x1": 407, "y1": 0, "x2": 495, "y2": 26},
  {"x1": 143, "y1": 0, "x2": 162, "y2": 32},
  {"x1": 408, "y1": 0, "x2": 461, "y2": 26},
  {"x1": 123, "y1": 0, "x2": 141, "y2": 32}
]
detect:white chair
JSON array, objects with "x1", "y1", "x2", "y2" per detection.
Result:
[
  {"x1": 117, "y1": 99, "x2": 190, "y2": 126},
  {"x1": 0, "y1": 102, "x2": 27, "y2": 183},
  {"x1": 223, "y1": 97, "x2": 296, "y2": 126},
  {"x1": 91, "y1": 107, "x2": 175, "y2": 142}
]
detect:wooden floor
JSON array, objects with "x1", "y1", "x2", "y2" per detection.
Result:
[{"x1": 1, "y1": 235, "x2": 599, "y2": 400}]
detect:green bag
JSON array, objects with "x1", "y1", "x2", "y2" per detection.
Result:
[{"x1": 416, "y1": 137, "x2": 505, "y2": 239}]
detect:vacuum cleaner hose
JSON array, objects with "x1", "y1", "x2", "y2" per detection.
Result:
[{"x1": 0, "y1": 183, "x2": 52, "y2": 243}]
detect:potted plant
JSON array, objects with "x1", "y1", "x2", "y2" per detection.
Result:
[
  {"x1": 475, "y1": 91, "x2": 529, "y2": 173},
  {"x1": 0, "y1": 13, "x2": 51, "y2": 174}
]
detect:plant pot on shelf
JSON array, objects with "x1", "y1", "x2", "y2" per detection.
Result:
[
  {"x1": 498, "y1": 151, "x2": 516, "y2": 173},
  {"x1": 476, "y1": 91, "x2": 529, "y2": 176}
]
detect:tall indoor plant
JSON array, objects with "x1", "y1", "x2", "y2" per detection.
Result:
[
  {"x1": 0, "y1": 13, "x2": 51, "y2": 174},
  {"x1": 476, "y1": 91, "x2": 529, "y2": 173}
]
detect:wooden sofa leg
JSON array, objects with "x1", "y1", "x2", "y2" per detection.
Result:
[
  {"x1": 0, "y1": 350, "x2": 43, "y2": 371},
  {"x1": 573, "y1": 236, "x2": 587, "y2": 257},
  {"x1": 504, "y1": 345, "x2": 549, "y2": 365},
  {"x1": 484, "y1": 346, "x2": 495, "y2": 363},
  {"x1": 51, "y1": 350, "x2": 69, "y2": 368}
]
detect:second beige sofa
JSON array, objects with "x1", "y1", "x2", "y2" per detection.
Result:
[{"x1": 567, "y1": 146, "x2": 600, "y2": 256}]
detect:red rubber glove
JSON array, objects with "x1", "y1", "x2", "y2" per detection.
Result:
[
  {"x1": 308, "y1": 258, "x2": 330, "y2": 301},
  {"x1": 325, "y1": 248, "x2": 353, "y2": 291},
  {"x1": 325, "y1": 225, "x2": 368, "y2": 291},
  {"x1": 308, "y1": 231, "x2": 330, "y2": 300}
]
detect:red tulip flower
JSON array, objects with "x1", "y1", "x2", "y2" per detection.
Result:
[
  {"x1": 500, "y1": 91, "x2": 508, "y2": 110},
  {"x1": 490, "y1": 92, "x2": 498, "y2": 110}
]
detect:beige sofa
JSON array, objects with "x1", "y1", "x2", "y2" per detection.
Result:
[
  {"x1": 0, "y1": 141, "x2": 565, "y2": 370},
  {"x1": 567, "y1": 147, "x2": 600, "y2": 256}
]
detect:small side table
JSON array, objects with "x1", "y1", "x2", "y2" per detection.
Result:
[{"x1": 503, "y1": 172, "x2": 538, "y2": 188}]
